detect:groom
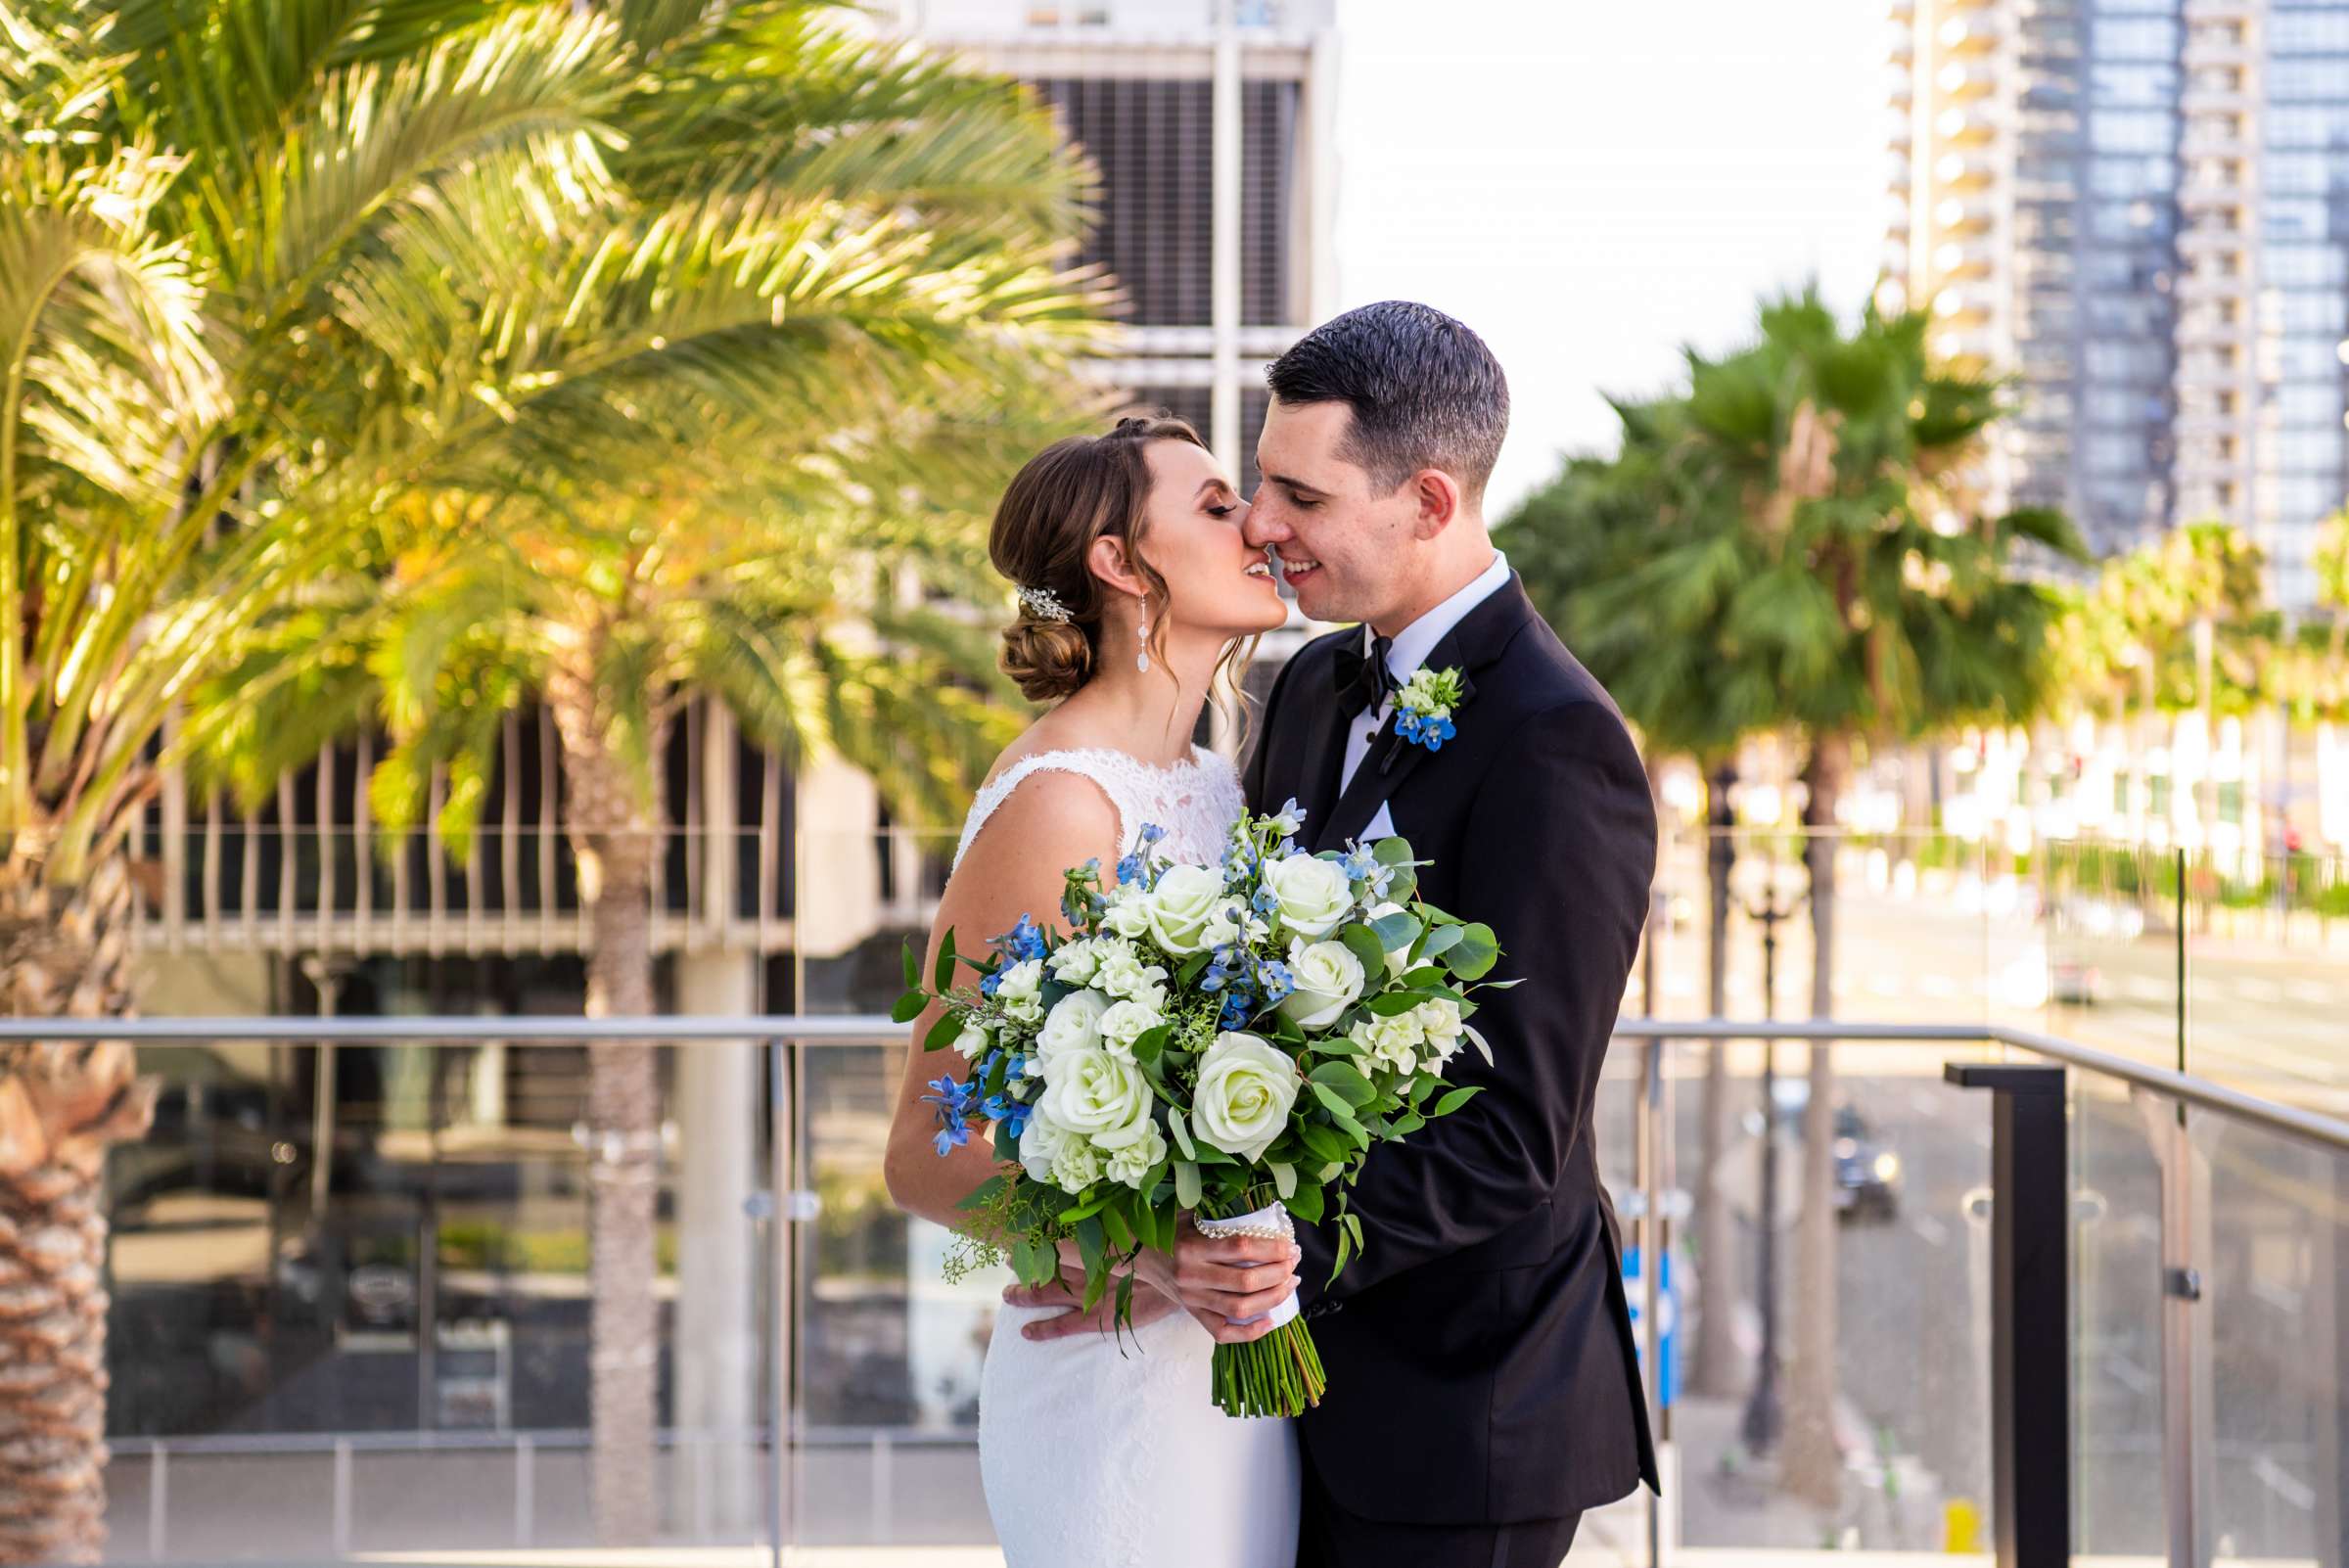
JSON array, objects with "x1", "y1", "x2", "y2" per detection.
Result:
[{"x1": 1178, "y1": 301, "x2": 1659, "y2": 1566}]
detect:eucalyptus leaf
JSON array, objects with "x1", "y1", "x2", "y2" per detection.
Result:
[{"x1": 1433, "y1": 1084, "x2": 1484, "y2": 1117}]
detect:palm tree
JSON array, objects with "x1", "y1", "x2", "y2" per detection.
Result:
[
  {"x1": 0, "y1": 0, "x2": 1101, "y2": 1554},
  {"x1": 1534, "y1": 290, "x2": 2083, "y2": 1502},
  {"x1": 1510, "y1": 414, "x2": 1772, "y2": 1402}
]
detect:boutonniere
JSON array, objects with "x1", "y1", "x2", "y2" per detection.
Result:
[{"x1": 1392, "y1": 666, "x2": 1463, "y2": 753}]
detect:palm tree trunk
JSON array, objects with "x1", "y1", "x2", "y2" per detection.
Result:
[
  {"x1": 1782, "y1": 732, "x2": 1847, "y2": 1504},
  {"x1": 0, "y1": 849, "x2": 156, "y2": 1567},
  {"x1": 549, "y1": 660, "x2": 667, "y2": 1549},
  {"x1": 1689, "y1": 761, "x2": 1744, "y2": 1398}
]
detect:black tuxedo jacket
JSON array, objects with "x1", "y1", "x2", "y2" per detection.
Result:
[{"x1": 1242, "y1": 575, "x2": 1661, "y2": 1525}]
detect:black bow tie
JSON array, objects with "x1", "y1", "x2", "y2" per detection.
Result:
[{"x1": 1333, "y1": 632, "x2": 1400, "y2": 719}]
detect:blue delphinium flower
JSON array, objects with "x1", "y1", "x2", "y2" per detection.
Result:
[
  {"x1": 1139, "y1": 822, "x2": 1168, "y2": 846},
  {"x1": 992, "y1": 913, "x2": 1047, "y2": 963},
  {"x1": 922, "y1": 1075, "x2": 975, "y2": 1156},
  {"x1": 981, "y1": 1092, "x2": 1032, "y2": 1138},
  {"x1": 1116, "y1": 852, "x2": 1144, "y2": 886},
  {"x1": 979, "y1": 969, "x2": 1002, "y2": 997},
  {"x1": 1200, "y1": 948, "x2": 1238, "y2": 992},
  {"x1": 1257, "y1": 958, "x2": 1295, "y2": 1007},
  {"x1": 1219, "y1": 987, "x2": 1260, "y2": 1029}
]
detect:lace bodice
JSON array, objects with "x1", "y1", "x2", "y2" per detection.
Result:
[{"x1": 951, "y1": 744, "x2": 1245, "y2": 873}]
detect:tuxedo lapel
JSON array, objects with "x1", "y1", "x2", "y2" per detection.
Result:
[
  {"x1": 1311, "y1": 576, "x2": 1537, "y2": 852},
  {"x1": 1286, "y1": 640, "x2": 1358, "y2": 828}
]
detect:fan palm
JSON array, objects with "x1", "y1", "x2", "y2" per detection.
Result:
[
  {"x1": 1518, "y1": 288, "x2": 2083, "y2": 1501},
  {"x1": 0, "y1": 0, "x2": 1103, "y2": 1554},
  {"x1": 1509, "y1": 422, "x2": 1757, "y2": 1400}
]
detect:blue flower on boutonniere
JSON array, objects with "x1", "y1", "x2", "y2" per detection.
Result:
[{"x1": 1391, "y1": 666, "x2": 1464, "y2": 752}]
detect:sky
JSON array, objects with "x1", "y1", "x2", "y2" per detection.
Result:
[{"x1": 1330, "y1": 0, "x2": 1888, "y2": 516}]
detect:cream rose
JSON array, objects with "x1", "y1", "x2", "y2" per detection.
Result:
[
  {"x1": 1095, "y1": 1115, "x2": 1170, "y2": 1190},
  {"x1": 1018, "y1": 1108, "x2": 1068, "y2": 1184},
  {"x1": 1101, "y1": 885, "x2": 1154, "y2": 939},
  {"x1": 1143, "y1": 863, "x2": 1225, "y2": 955},
  {"x1": 1278, "y1": 938, "x2": 1366, "y2": 1030},
  {"x1": 1191, "y1": 1032, "x2": 1303, "y2": 1165},
  {"x1": 1093, "y1": 941, "x2": 1168, "y2": 1005},
  {"x1": 1261, "y1": 853, "x2": 1355, "y2": 939},
  {"x1": 1048, "y1": 939, "x2": 1102, "y2": 987},
  {"x1": 1036, "y1": 1048, "x2": 1151, "y2": 1140},
  {"x1": 993, "y1": 957, "x2": 1045, "y2": 1023},
  {"x1": 1095, "y1": 997, "x2": 1164, "y2": 1059},
  {"x1": 1364, "y1": 901, "x2": 1415, "y2": 976},
  {"x1": 1049, "y1": 1136, "x2": 1107, "y2": 1192},
  {"x1": 1035, "y1": 988, "x2": 1111, "y2": 1069},
  {"x1": 1352, "y1": 1011, "x2": 1425, "y2": 1075},
  {"x1": 1414, "y1": 996, "x2": 1464, "y2": 1048}
]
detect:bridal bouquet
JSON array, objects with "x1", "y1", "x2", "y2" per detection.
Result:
[{"x1": 895, "y1": 802, "x2": 1510, "y2": 1418}]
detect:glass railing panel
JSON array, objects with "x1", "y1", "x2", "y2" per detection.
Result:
[
  {"x1": 2071, "y1": 1075, "x2": 2169, "y2": 1559},
  {"x1": 2042, "y1": 838, "x2": 2188, "y2": 1073},
  {"x1": 1665, "y1": 1032, "x2": 2003, "y2": 1552},
  {"x1": 98, "y1": 1034, "x2": 775, "y2": 1559},
  {"x1": 2183, "y1": 846, "x2": 2349, "y2": 1120},
  {"x1": 2205, "y1": 1113, "x2": 2348, "y2": 1563},
  {"x1": 1649, "y1": 828, "x2": 2004, "y2": 1030}
]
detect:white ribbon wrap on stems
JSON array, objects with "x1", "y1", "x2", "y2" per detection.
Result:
[{"x1": 1193, "y1": 1201, "x2": 1301, "y2": 1329}]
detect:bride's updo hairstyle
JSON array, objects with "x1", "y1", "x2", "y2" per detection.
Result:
[{"x1": 990, "y1": 413, "x2": 1203, "y2": 703}]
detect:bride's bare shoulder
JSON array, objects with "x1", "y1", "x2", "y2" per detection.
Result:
[{"x1": 953, "y1": 760, "x2": 1120, "y2": 882}]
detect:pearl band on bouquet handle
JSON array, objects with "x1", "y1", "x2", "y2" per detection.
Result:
[{"x1": 1196, "y1": 1202, "x2": 1302, "y2": 1329}]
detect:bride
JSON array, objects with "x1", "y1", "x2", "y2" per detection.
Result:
[{"x1": 882, "y1": 415, "x2": 1302, "y2": 1567}]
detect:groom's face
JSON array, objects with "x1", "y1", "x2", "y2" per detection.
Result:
[{"x1": 1247, "y1": 398, "x2": 1417, "y2": 627}]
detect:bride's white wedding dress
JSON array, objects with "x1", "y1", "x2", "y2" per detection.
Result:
[{"x1": 952, "y1": 744, "x2": 1300, "y2": 1568}]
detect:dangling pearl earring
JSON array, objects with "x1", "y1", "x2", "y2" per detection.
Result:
[{"x1": 1135, "y1": 602, "x2": 1151, "y2": 673}]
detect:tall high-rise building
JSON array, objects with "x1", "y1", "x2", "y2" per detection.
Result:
[
  {"x1": 1885, "y1": 0, "x2": 2349, "y2": 609},
  {"x1": 886, "y1": 0, "x2": 1340, "y2": 494}
]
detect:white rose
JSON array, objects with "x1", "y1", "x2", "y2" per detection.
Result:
[
  {"x1": 1018, "y1": 1107, "x2": 1068, "y2": 1184},
  {"x1": 1102, "y1": 885, "x2": 1154, "y2": 939},
  {"x1": 1144, "y1": 863, "x2": 1225, "y2": 954},
  {"x1": 1049, "y1": 1136, "x2": 1106, "y2": 1192},
  {"x1": 1191, "y1": 1032, "x2": 1303, "y2": 1165},
  {"x1": 1095, "y1": 997, "x2": 1164, "y2": 1059},
  {"x1": 994, "y1": 958, "x2": 1045, "y2": 1023},
  {"x1": 1036, "y1": 989, "x2": 1111, "y2": 1070},
  {"x1": 1048, "y1": 939, "x2": 1102, "y2": 987},
  {"x1": 1279, "y1": 938, "x2": 1366, "y2": 1031},
  {"x1": 1036, "y1": 1048, "x2": 1151, "y2": 1140},
  {"x1": 1414, "y1": 996, "x2": 1464, "y2": 1047},
  {"x1": 1353, "y1": 1012, "x2": 1425, "y2": 1075},
  {"x1": 1364, "y1": 901, "x2": 1414, "y2": 976},
  {"x1": 952, "y1": 1020, "x2": 991, "y2": 1061},
  {"x1": 1095, "y1": 1116, "x2": 1169, "y2": 1190},
  {"x1": 1094, "y1": 942, "x2": 1168, "y2": 1004},
  {"x1": 1261, "y1": 853, "x2": 1355, "y2": 939}
]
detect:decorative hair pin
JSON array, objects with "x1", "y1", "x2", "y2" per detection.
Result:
[{"x1": 1016, "y1": 583, "x2": 1073, "y2": 623}]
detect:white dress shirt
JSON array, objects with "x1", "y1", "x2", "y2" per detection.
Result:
[{"x1": 1337, "y1": 551, "x2": 1511, "y2": 836}]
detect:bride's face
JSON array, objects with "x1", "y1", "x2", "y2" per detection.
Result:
[{"x1": 1128, "y1": 439, "x2": 1286, "y2": 639}]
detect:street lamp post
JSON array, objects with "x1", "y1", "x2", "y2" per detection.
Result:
[{"x1": 1737, "y1": 838, "x2": 1806, "y2": 1455}]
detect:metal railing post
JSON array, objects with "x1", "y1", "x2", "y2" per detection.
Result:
[
  {"x1": 2137, "y1": 1090, "x2": 2219, "y2": 1568},
  {"x1": 148, "y1": 1442, "x2": 166, "y2": 1562},
  {"x1": 1947, "y1": 1062, "x2": 2069, "y2": 1568},
  {"x1": 331, "y1": 1437, "x2": 353, "y2": 1557},
  {"x1": 766, "y1": 1035, "x2": 791, "y2": 1568},
  {"x1": 515, "y1": 1433, "x2": 534, "y2": 1546},
  {"x1": 1637, "y1": 1036, "x2": 1667, "y2": 1568}
]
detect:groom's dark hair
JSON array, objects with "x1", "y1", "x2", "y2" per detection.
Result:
[{"x1": 1265, "y1": 300, "x2": 1508, "y2": 501}]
